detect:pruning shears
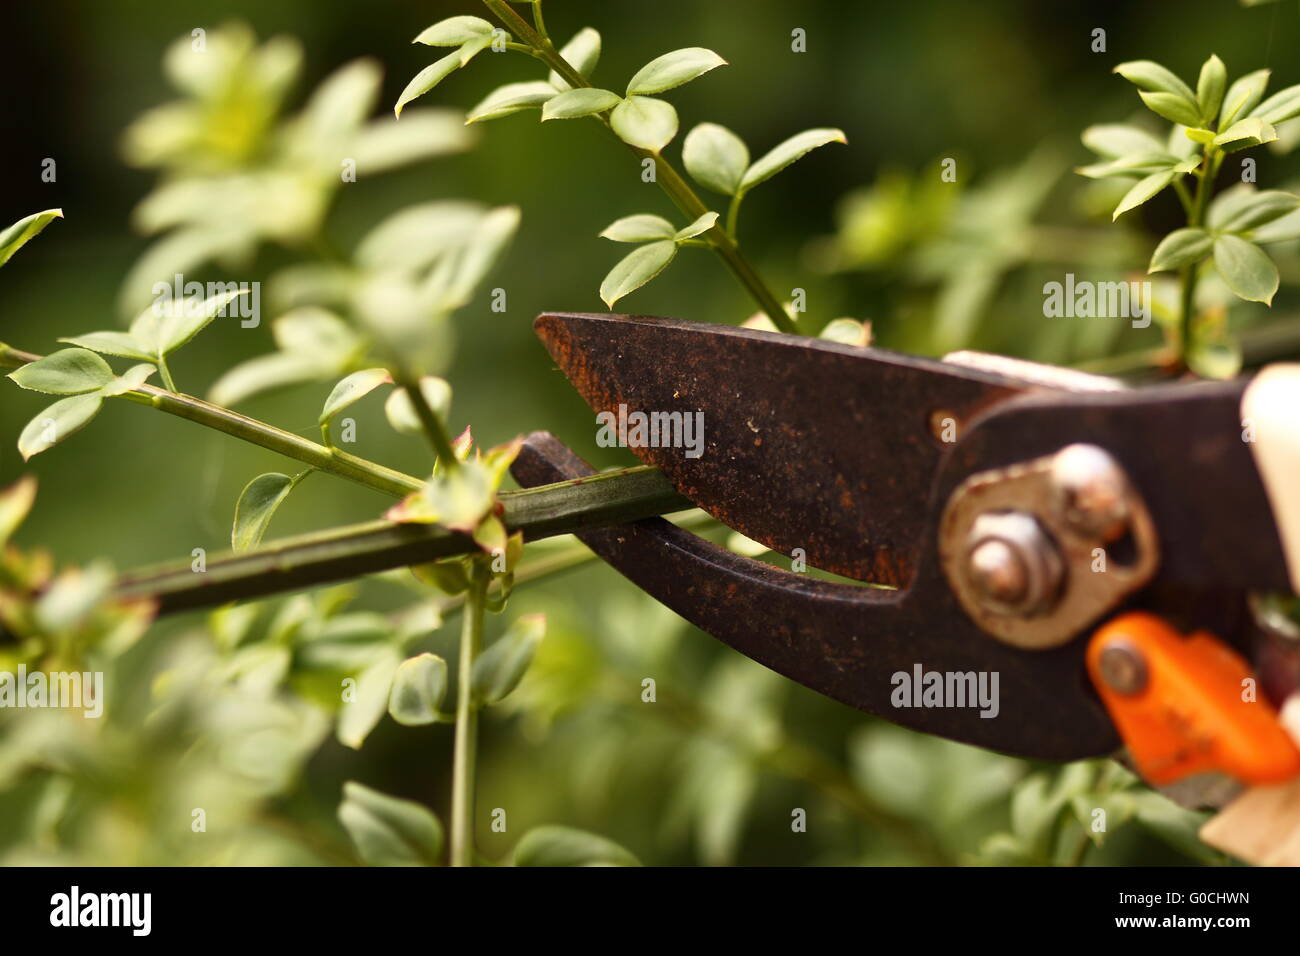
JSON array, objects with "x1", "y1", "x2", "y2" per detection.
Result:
[{"x1": 511, "y1": 312, "x2": 1300, "y2": 807}]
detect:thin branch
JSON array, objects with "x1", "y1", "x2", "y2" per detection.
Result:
[{"x1": 450, "y1": 569, "x2": 486, "y2": 866}]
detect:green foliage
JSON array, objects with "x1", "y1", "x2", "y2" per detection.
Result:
[
  {"x1": 0, "y1": 209, "x2": 62, "y2": 267},
  {"x1": 338, "y1": 781, "x2": 445, "y2": 866},
  {"x1": 512, "y1": 825, "x2": 639, "y2": 866}
]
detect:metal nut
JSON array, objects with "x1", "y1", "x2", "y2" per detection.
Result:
[
  {"x1": 1049, "y1": 444, "x2": 1130, "y2": 542},
  {"x1": 964, "y1": 512, "x2": 1064, "y2": 617},
  {"x1": 1097, "y1": 638, "x2": 1148, "y2": 695}
]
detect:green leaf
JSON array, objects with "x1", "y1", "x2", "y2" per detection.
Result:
[
  {"x1": 512, "y1": 825, "x2": 640, "y2": 867},
  {"x1": 1213, "y1": 116, "x2": 1278, "y2": 152},
  {"x1": 549, "y1": 27, "x2": 601, "y2": 90},
  {"x1": 383, "y1": 377, "x2": 452, "y2": 435},
  {"x1": 1208, "y1": 187, "x2": 1300, "y2": 232},
  {"x1": 338, "y1": 652, "x2": 401, "y2": 749},
  {"x1": 1112, "y1": 169, "x2": 1176, "y2": 220},
  {"x1": 541, "y1": 88, "x2": 621, "y2": 121},
  {"x1": 138, "y1": 288, "x2": 250, "y2": 357},
  {"x1": 386, "y1": 443, "x2": 517, "y2": 531},
  {"x1": 1075, "y1": 151, "x2": 1181, "y2": 179},
  {"x1": 232, "y1": 471, "x2": 308, "y2": 552},
  {"x1": 100, "y1": 363, "x2": 157, "y2": 397},
  {"x1": 683, "y1": 122, "x2": 750, "y2": 195},
  {"x1": 626, "y1": 47, "x2": 726, "y2": 96},
  {"x1": 466, "y1": 81, "x2": 557, "y2": 123},
  {"x1": 437, "y1": 205, "x2": 520, "y2": 309},
  {"x1": 57, "y1": 330, "x2": 153, "y2": 362},
  {"x1": 1113, "y1": 60, "x2": 1197, "y2": 101},
  {"x1": 0, "y1": 209, "x2": 62, "y2": 267},
  {"x1": 599, "y1": 240, "x2": 677, "y2": 307},
  {"x1": 270, "y1": 307, "x2": 360, "y2": 362},
  {"x1": 1220, "y1": 69, "x2": 1271, "y2": 127},
  {"x1": 8, "y1": 348, "x2": 115, "y2": 395},
  {"x1": 1214, "y1": 234, "x2": 1279, "y2": 304},
  {"x1": 471, "y1": 613, "x2": 545, "y2": 705},
  {"x1": 1251, "y1": 83, "x2": 1300, "y2": 124},
  {"x1": 600, "y1": 214, "x2": 677, "y2": 242},
  {"x1": 1138, "y1": 90, "x2": 1204, "y2": 127},
  {"x1": 739, "y1": 128, "x2": 847, "y2": 193},
  {"x1": 0, "y1": 475, "x2": 37, "y2": 545},
  {"x1": 18, "y1": 394, "x2": 103, "y2": 461},
  {"x1": 1080, "y1": 123, "x2": 1166, "y2": 159},
  {"x1": 395, "y1": 49, "x2": 465, "y2": 118},
  {"x1": 819, "y1": 317, "x2": 871, "y2": 346},
  {"x1": 320, "y1": 368, "x2": 393, "y2": 436},
  {"x1": 338, "y1": 781, "x2": 443, "y2": 866},
  {"x1": 609, "y1": 96, "x2": 678, "y2": 153},
  {"x1": 1149, "y1": 228, "x2": 1212, "y2": 273},
  {"x1": 1196, "y1": 54, "x2": 1227, "y2": 123},
  {"x1": 208, "y1": 351, "x2": 329, "y2": 407},
  {"x1": 387, "y1": 653, "x2": 448, "y2": 726},
  {"x1": 675, "y1": 211, "x2": 719, "y2": 241},
  {"x1": 413, "y1": 16, "x2": 493, "y2": 46}
]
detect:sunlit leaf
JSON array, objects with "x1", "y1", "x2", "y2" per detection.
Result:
[
  {"x1": 1213, "y1": 116, "x2": 1278, "y2": 152},
  {"x1": 513, "y1": 825, "x2": 640, "y2": 866},
  {"x1": 626, "y1": 47, "x2": 726, "y2": 96},
  {"x1": 549, "y1": 27, "x2": 601, "y2": 90},
  {"x1": 1138, "y1": 90, "x2": 1203, "y2": 127},
  {"x1": 1208, "y1": 187, "x2": 1300, "y2": 232},
  {"x1": 413, "y1": 16, "x2": 494, "y2": 46},
  {"x1": 1220, "y1": 69, "x2": 1271, "y2": 127},
  {"x1": 0, "y1": 476, "x2": 37, "y2": 545},
  {"x1": 1196, "y1": 54, "x2": 1226, "y2": 123},
  {"x1": 1081, "y1": 123, "x2": 1166, "y2": 159},
  {"x1": 387, "y1": 653, "x2": 448, "y2": 726},
  {"x1": 57, "y1": 330, "x2": 153, "y2": 362},
  {"x1": 1148, "y1": 228, "x2": 1212, "y2": 273},
  {"x1": 1251, "y1": 83, "x2": 1300, "y2": 124},
  {"x1": 683, "y1": 122, "x2": 750, "y2": 195},
  {"x1": 466, "y1": 81, "x2": 557, "y2": 123},
  {"x1": 471, "y1": 613, "x2": 545, "y2": 705},
  {"x1": 1112, "y1": 169, "x2": 1176, "y2": 220},
  {"x1": 1213, "y1": 234, "x2": 1279, "y2": 304},
  {"x1": 541, "y1": 88, "x2": 621, "y2": 121},
  {"x1": 395, "y1": 50, "x2": 465, "y2": 118},
  {"x1": 8, "y1": 348, "x2": 115, "y2": 395},
  {"x1": 320, "y1": 368, "x2": 393, "y2": 437},
  {"x1": 383, "y1": 377, "x2": 451, "y2": 435},
  {"x1": 599, "y1": 240, "x2": 677, "y2": 307},
  {"x1": 337, "y1": 652, "x2": 401, "y2": 749},
  {"x1": 1113, "y1": 60, "x2": 1197, "y2": 101},
  {"x1": 739, "y1": 128, "x2": 847, "y2": 193},
  {"x1": 675, "y1": 211, "x2": 719, "y2": 241},
  {"x1": 232, "y1": 471, "x2": 308, "y2": 552},
  {"x1": 600, "y1": 214, "x2": 676, "y2": 242},
  {"x1": 0, "y1": 209, "x2": 62, "y2": 267},
  {"x1": 18, "y1": 394, "x2": 103, "y2": 461},
  {"x1": 609, "y1": 96, "x2": 678, "y2": 153},
  {"x1": 100, "y1": 363, "x2": 157, "y2": 397}
]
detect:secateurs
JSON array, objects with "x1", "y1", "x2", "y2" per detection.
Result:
[{"x1": 509, "y1": 312, "x2": 1300, "y2": 802}]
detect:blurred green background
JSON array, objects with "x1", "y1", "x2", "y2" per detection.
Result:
[{"x1": 2, "y1": 0, "x2": 1298, "y2": 865}]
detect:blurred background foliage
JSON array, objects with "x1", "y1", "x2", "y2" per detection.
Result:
[{"x1": 4, "y1": 0, "x2": 1298, "y2": 864}]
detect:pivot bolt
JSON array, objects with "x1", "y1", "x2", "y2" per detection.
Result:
[
  {"x1": 964, "y1": 512, "x2": 1064, "y2": 617},
  {"x1": 1050, "y1": 444, "x2": 1130, "y2": 542},
  {"x1": 1097, "y1": 638, "x2": 1148, "y2": 695}
]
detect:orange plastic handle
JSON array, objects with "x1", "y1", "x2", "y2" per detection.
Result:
[{"x1": 1087, "y1": 612, "x2": 1300, "y2": 786}]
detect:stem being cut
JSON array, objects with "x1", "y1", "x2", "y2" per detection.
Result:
[
  {"x1": 450, "y1": 567, "x2": 487, "y2": 866},
  {"x1": 481, "y1": 0, "x2": 798, "y2": 334}
]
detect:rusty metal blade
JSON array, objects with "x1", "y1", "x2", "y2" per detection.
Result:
[{"x1": 535, "y1": 313, "x2": 1030, "y2": 586}]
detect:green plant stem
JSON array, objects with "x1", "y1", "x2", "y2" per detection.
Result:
[
  {"x1": 397, "y1": 375, "x2": 460, "y2": 470},
  {"x1": 450, "y1": 569, "x2": 487, "y2": 867},
  {"x1": 0, "y1": 344, "x2": 421, "y2": 498},
  {"x1": 481, "y1": 0, "x2": 798, "y2": 334},
  {"x1": 1178, "y1": 150, "x2": 1218, "y2": 367},
  {"x1": 114, "y1": 464, "x2": 691, "y2": 612}
]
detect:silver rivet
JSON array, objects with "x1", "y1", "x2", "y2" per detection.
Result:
[
  {"x1": 1049, "y1": 444, "x2": 1130, "y2": 542},
  {"x1": 964, "y1": 512, "x2": 1064, "y2": 617},
  {"x1": 1098, "y1": 639, "x2": 1148, "y2": 695}
]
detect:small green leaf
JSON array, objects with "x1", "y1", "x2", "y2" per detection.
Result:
[
  {"x1": 1149, "y1": 228, "x2": 1212, "y2": 273},
  {"x1": 100, "y1": 363, "x2": 157, "y2": 397},
  {"x1": 1138, "y1": 90, "x2": 1204, "y2": 127},
  {"x1": 0, "y1": 475, "x2": 37, "y2": 545},
  {"x1": 387, "y1": 653, "x2": 448, "y2": 726},
  {"x1": 57, "y1": 330, "x2": 153, "y2": 362},
  {"x1": 413, "y1": 16, "x2": 493, "y2": 46},
  {"x1": 549, "y1": 27, "x2": 601, "y2": 90},
  {"x1": 395, "y1": 49, "x2": 465, "y2": 118},
  {"x1": 0, "y1": 209, "x2": 62, "y2": 267},
  {"x1": 609, "y1": 96, "x2": 678, "y2": 153},
  {"x1": 320, "y1": 368, "x2": 393, "y2": 436},
  {"x1": 600, "y1": 214, "x2": 677, "y2": 242},
  {"x1": 18, "y1": 394, "x2": 103, "y2": 461},
  {"x1": 675, "y1": 211, "x2": 719, "y2": 241},
  {"x1": 386, "y1": 443, "x2": 516, "y2": 531},
  {"x1": 739, "y1": 128, "x2": 847, "y2": 193},
  {"x1": 683, "y1": 123, "x2": 750, "y2": 195},
  {"x1": 818, "y1": 317, "x2": 871, "y2": 346},
  {"x1": 626, "y1": 47, "x2": 726, "y2": 96},
  {"x1": 411, "y1": 560, "x2": 471, "y2": 595},
  {"x1": 541, "y1": 88, "x2": 621, "y2": 121},
  {"x1": 1080, "y1": 123, "x2": 1166, "y2": 159},
  {"x1": 145, "y1": 288, "x2": 250, "y2": 357},
  {"x1": 1075, "y1": 151, "x2": 1180, "y2": 179},
  {"x1": 1113, "y1": 60, "x2": 1197, "y2": 101},
  {"x1": 8, "y1": 348, "x2": 115, "y2": 395},
  {"x1": 466, "y1": 81, "x2": 557, "y2": 123},
  {"x1": 1214, "y1": 234, "x2": 1279, "y2": 304},
  {"x1": 384, "y1": 377, "x2": 452, "y2": 435},
  {"x1": 512, "y1": 825, "x2": 640, "y2": 867},
  {"x1": 232, "y1": 471, "x2": 308, "y2": 552},
  {"x1": 1220, "y1": 69, "x2": 1271, "y2": 127},
  {"x1": 1213, "y1": 117, "x2": 1278, "y2": 152},
  {"x1": 208, "y1": 352, "x2": 328, "y2": 407},
  {"x1": 1196, "y1": 54, "x2": 1226, "y2": 123},
  {"x1": 338, "y1": 781, "x2": 443, "y2": 866},
  {"x1": 338, "y1": 653, "x2": 401, "y2": 749},
  {"x1": 471, "y1": 614, "x2": 545, "y2": 705},
  {"x1": 1251, "y1": 83, "x2": 1300, "y2": 124},
  {"x1": 1112, "y1": 169, "x2": 1176, "y2": 220},
  {"x1": 1208, "y1": 187, "x2": 1300, "y2": 232},
  {"x1": 599, "y1": 240, "x2": 677, "y2": 307}
]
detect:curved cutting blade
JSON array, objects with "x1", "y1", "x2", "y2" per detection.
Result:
[{"x1": 535, "y1": 313, "x2": 1031, "y2": 586}]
